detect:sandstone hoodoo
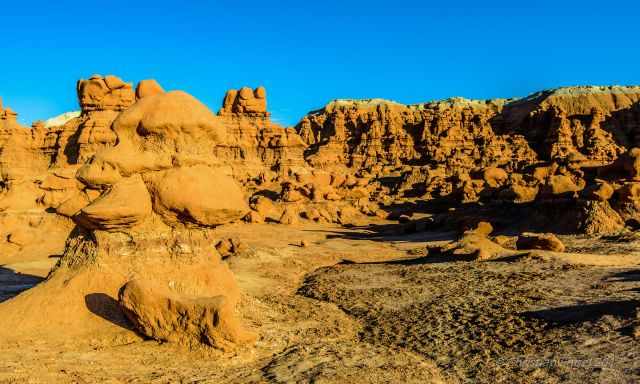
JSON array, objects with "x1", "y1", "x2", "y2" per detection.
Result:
[
  {"x1": 220, "y1": 86, "x2": 268, "y2": 117},
  {"x1": 0, "y1": 81, "x2": 255, "y2": 349},
  {"x1": 215, "y1": 85, "x2": 307, "y2": 180},
  {"x1": 75, "y1": 75, "x2": 136, "y2": 163}
]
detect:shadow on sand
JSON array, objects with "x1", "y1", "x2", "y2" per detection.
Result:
[
  {"x1": 522, "y1": 268, "x2": 640, "y2": 330},
  {"x1": 84, "y1": 292, "x2": 134, "y2": 331},
  {"x1": 0, "y1": 266, "x2": 45, "y2": 303},
  {"x1": 522, "y1": 299, "x2": 639, "y2": 327},
  {"x1": 307, "y1": 222, "x2": 457, "y2": 244}
]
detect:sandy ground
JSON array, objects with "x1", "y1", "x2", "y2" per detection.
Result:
[{"x1": 1, "y1": 221, "x2": 639, "y2": 383}]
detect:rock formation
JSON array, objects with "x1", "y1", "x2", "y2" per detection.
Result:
[
  {"x1": 437, "y1": 221, "x2": 512, "y2": 260},
  {"x1": 0, "y1": 77, "x2": 141, "y2": 265},
  {"x1": 516, "y1": 232, "x2": 565, "y2": 252},
  {"x1": 0, "y1": 88, "x2": 255, "y2": 347},
  {"x1": 73, "y1": 75, "x2": 136, "y2": 163},
  {"x1": 75, "y1": 90, "x2": 249, "y2": 228},
  {"x1": 298, "y1": 87, "x2": 640, "y2": 173},
  {"x1": 119, "y1": 279, "x2": 255, "y2": 349},
  {"x1": 220, "y1": 86, "x2": 268, "y2": 117},
  {"x1": 297, "y1": 98, "x2": 537, "y2": 172},
  {"x1": 5, "y1": 75, "x2": 640, "y2": 378},
  {"x1": 0, "y1": 98, "x2": 76, "y2": 264},
  {"x1": 215, "y1": 86, "x2": 307, "y2": 180},
  {"x1": 294, "y1": 86, "x2": 640, "y2": 234}
]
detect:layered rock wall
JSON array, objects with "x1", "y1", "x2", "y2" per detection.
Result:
[{"x1": 298, "y1": 87, "x2": 640, "y2": 172}]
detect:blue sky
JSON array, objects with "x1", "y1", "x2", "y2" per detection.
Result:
[{"x1": 1, "y1": 0, "x2": 639, "y2": 126}]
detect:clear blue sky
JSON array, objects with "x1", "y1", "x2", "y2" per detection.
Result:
[{"x1": 1, "y1": 0, "x2": 639, "y2": 126}]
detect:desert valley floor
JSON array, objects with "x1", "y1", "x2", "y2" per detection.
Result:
[{"x1": 1, "y1": 221, "x2": 639, "y2": 383}]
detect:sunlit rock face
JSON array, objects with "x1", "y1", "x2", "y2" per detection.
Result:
[{"x1": 214, "y1": 86, "x2": 307, "y2": 180}]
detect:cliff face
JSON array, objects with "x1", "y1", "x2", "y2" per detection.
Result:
[
  {"x1": 499, "y1": 86, "x2": 640, "y2": 163},
  {"x1": 294, "y1": 86, "x2": 640, "y2": 234},
  {"x1": 297, "y1": 98, "x2": 538, "y2": 172},
  {"x1": 297, "y1": 86, "x2": 640, "y2": 172}
]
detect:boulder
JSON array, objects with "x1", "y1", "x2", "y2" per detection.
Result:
[
  {"x1": 119, "y1": 279, "x2": 255, "y2": 350},
  {"x1": 75, "y1": 174, "x2": 152, "y2": 230},
  {"x1": 542, "y1": 174, "x2": 583, "y2": 196},
  {"x1": 146, "y1": 165, "x2": 249, "y2": 227},
  {"x1": 441, "y1": 231, "x2": 508, "y2": 261},
  {"x1": 516, "y1": 233, "x2": 565, "y2": 252}
]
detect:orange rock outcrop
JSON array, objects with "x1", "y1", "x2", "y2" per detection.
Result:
[{"x1": 215, "y1": 86, "x2": 307, "y2": 179}]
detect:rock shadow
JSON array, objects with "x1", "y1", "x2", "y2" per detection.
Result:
[
  {"x1": 608, "y1": 269, "x2": 640, "y2": 283},
  {"x1": 0, "y1": 266, "x2": 45, "y2": 303},
  {"x1": 309, "y1": 223, "x2": 456, "y2": 243},
  {"x1": 338, "y1": 253, "x2": 465, "y2": 265},
  {"x1": 84, "y1": 292, "x2": 134, "y2": 331},
  {"x1": 522, "y1": 299, "x2": 639, "y2": 327}
]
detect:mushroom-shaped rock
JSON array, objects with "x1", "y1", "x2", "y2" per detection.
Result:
[
  {"x1": 119, "y1": 279, "x2": 256, "y2": 350},
  {"x1": 467, "y1": 221, "x2": 493, "y2": 236},
  {"x1": 146, "y1": 165, "x2": 249, "y2": 227},
  {"x1": 75, "y1": 174, "x2": 152, "y2": 230},
  {"x1": 94, "y1": 90, "x2": 227, "y2": 176}
]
